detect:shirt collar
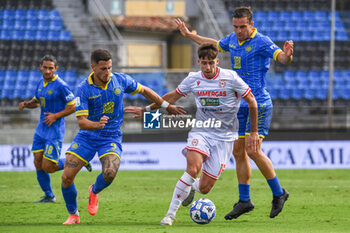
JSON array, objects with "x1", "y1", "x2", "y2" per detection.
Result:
[
  {"x1": 88, "y1": 72, "x2": 113, "y2": 90},
  {"x1": 238, "y1": 28, "x2": 257, "y2": 45},
  {"x1": 43, "y1": 74, "x2": 58, "y2": 86}
]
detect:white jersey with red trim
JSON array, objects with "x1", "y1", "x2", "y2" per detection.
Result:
[{"x1": 176, "y1": 67, "x2": 251, "y2": 141}]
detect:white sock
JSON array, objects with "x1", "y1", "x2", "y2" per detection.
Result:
[
  {"x1": 73, "y1": 210, "x2": 79, "y2": 216},
  {"x1": 192, "y1": 178, "x2": 204, "y2": 194},
  {"x1": 167, "y1": 172, "x2": 195, "y2": 216}
]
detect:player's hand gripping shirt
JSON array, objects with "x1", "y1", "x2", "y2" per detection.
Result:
[
  {"x1": 176, "y1": 67, "x2": 251, "y2": 141},
  {"x1": 218, "y1": 28, "x2": 282, "y2": 105},
  {"x1": 75, "y1": 72, "x2": 141, "y2": 139},
  {"x1": 34, "y1": 75, "x2": 75, "y2": 141}
]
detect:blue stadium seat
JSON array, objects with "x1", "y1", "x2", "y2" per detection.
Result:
[
  {"x1": 24, "y1": 29, "x2": 36, "y2": 40},
  {"x1": 279, "y1": 88, "x2": 292, "y2": 100},
  {"x1": 302, "y1": 11, "x2": 314, "y2": 21},
  {"x1": 25, "y1": 19, "x2": 38, "y2": 30},
  {"x1": 2, "y1": 19, "x2": 14, "y2": 30},
  {"x1": 12, "y1": 29, "x2": 24, "y2": 40},
  {"x1": 49, "y1": 19, "x2": 63, "y2": 31},
  {"x1": 315, "y1": 88, "x2": 328, "y2": 99},
  {"x1": 36, "y1": 30, "x2": 48, "y2": 40},
  {"x1": 38, "y1": 19, "x2": 50, "y2": 30},
  {"x1": 37, "y1": 10, "x2": 49, "y2": 20},
  {"x1": 3, "y1": 9, "x2": 15, "y2": 20},
  {"x1": 284, "y1": 20, "x2": 296, "y2": 31},
  {"x1": 59, "y1": 30, "x2": 72, "y2": 41},
  {"x1": 295, "y1": 70, "x2": 307, "y2": 81},
  {"x1": 26, "y1": 10, "x2": 38, "y2": 20},
  {"x1": 49, "y1": 10, "x2": 62, "y2": 20},
  {"x1": 267, "y1": 11, "x2": 279, "y2": 21},
  {"x1": 285, "y1": 79, "x2": 297, "y2": 89},
  {"x1": 291, "y1": 11, "x2": 302, "y2": 21},
  {"x1": 279, "y1": 11, "x2": 291, "y2": 22},
  {"x1": 272, "y1": 21, "x2": 285, "y2": 31},
  {"x1": 291, "y1": 88, "x2": 303, "y2": 100},
  {"x1": 335, "y1": 31, "x2": 349, "y2": 41},
  {"x1": 47, "y1": 30, "x2": 59, "y2": 40},
  {"x1": 284, "y1": 70, "x2": 295, "y2": 81},
  {"x1": 14, "y1": 9, "x2": 26, "y2": 19},
  {"x1": 0, "y1": 29, "x2": 12, "y2": 40},
  {"x1": 313, "y1": 31, "x2": 330, "y2": 41},
  {"x1": 328, "y1": 11, "x2": 341, "y2": 21},
  {"x1": 314, "y1": 11, "x2": 327, "y2": 21},
  {"x1": 289, "y1": 31, "x2": 301, "y2": 41},
  {"x1": 300, "y1": 31, "x2": 313, "y2": 42},
  {"x1": 254, "y1": 11, "x2": 267, "y2": 22},
  {"x1": 276, "y1": 31, "x2": 289, "y2": 41},
  {"x1": 14, "y1": 19, "x2": 26, "y2": 30}
]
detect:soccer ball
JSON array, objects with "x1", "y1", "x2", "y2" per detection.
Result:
[{"x1": 189, "y1": 198, "x2": 216, "y2": 224}]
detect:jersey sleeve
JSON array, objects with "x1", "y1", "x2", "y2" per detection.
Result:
[
  {"x1": 123, "y1": 74, "x2": 142, "y2": 95},
  {"x1": 175, "y1": 74, "x2": 194, "y2": 97},
  {"x1": 60, "y1": 84, "x2": 75, "y2": 105},
  {"x1": 258, "y1": 35, "x2": 282, "y2": 61},
  {"x1": 75, "y1": 83, "x2": 89, "y2": 117},
  {"x1": 231, "y1": 71, "x2": 251, "y2": 98},
  {"x1": 218, "y1": 33, "x2": 232, "y2": 53}
]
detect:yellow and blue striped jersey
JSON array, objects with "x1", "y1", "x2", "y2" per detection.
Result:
[
  {"x1": 34, "y1": 75, "x2": 75, "y2": 141},
  {"x1": 75, "y1": 72, "x2": 141, "y2": 139},
  {"x1": 218, "y1": 28, "x2": 282, "y2": 104}
]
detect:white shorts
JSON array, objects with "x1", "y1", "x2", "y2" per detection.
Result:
[{"x1": 182, "y1": 132, "x2": 234, "y2": 180}]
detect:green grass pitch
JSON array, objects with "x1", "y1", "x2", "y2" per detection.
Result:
[{"x1": 0, "y1": 169, "x2": 349, "y2": 233}]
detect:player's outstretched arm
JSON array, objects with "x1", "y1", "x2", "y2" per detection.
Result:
[
  {"x1": 18, "y1": 98, "x2": 40, "y2": 110},
  {"x1": 43, "y1": 104, "x2": 75, "y2": 127},
  {"x1": 244, "y1": 92, "x2": 259, "y2": 153},
  {"x1": 138, "y1": 86, "x2": 186, "y2": 115},
  {"x1": 277, "y1": 40, "x2": 294, "y2": 65},
  {"x1": 77, "y1": 115, "x2": 109, "y2": 130},
  {"x1": 175, "y1": 18, "x2": 218, "y2": 45}
]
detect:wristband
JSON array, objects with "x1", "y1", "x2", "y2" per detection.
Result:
[
  {"x1": 145, "y1": 105, "x2": 151, "y2": 112},
  {"x1": 161, "y1": 100, "x2": 170, "y2": 109}
]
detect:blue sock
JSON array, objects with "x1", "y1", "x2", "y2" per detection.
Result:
[
  {"x1": 267, "y1": 176, "x2": 283, "y2": 196},
  {"x1": 238, "y1": 184, "x2": 250, "y2": 201},
  {"x1": 36, "y1": 170, "x2": 54, "y2": 198},
  {"x1": 92, "y1": 173, "x2": 112, "y2": 194},
  {"x1": 58, "y1": 158, "x2": 65, "y2": 170},
  {"x1": 62, "y1": 183, "x2": 78, "y2": 214}
]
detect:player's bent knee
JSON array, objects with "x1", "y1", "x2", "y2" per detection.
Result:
[
  {"x1": 199, "y1": 185, "x2": 212, "y2": 194},
  {"x1": 61, "y1": 173, "x2": 74, "y2": 187},
  {"x1": 102, "y1": 169, "x2": 117, "y2": 183}
]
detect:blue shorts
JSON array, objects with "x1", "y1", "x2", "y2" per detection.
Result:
[
  {"x1": 31, "y1": 133, "x2": 62, "y2": 163},
  {"x1": 238, "y1": 102, "x2": 273, "y2": 138},
  {"x1": 66, "y1": 132, "x2": 122, "y2": 165}
]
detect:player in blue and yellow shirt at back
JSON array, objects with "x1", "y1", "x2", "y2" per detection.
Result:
[
  {"x1": 175, "y1": 6, "x2": 294, "y2": 220},
  {"x1": 18, "y1": 55, "x2": 87, "y2": 203},
  {"x1": 61, "y1": 49, "x2": 185, "y2": 225}
]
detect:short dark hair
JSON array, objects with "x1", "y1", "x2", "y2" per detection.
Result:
[
  {"x1": 197, "y1": 43, "x2": 218, "y2": 60},
  {"x1": 91, "y1": 49, "x2": 112, "y2": 64},
  {"x1": 232, "y1": 6, "x2": 253, "y2": 23},
  {"x1": 40, "y1": 55, "x2": 58, "y2": 66}
]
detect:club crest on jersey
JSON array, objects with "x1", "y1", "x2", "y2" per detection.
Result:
[
  {"x1": 219, "y1": 80, "x2": 226, "y2": 88},
  {"x1": 114, "y1": 88, "x2": 121, "y2": 96},
  {"x1": 48, "y1": 89, "x2": 53, "y2": 95},
  {"x1": 245, "y1": 46, "x2": 252, "y2": 52},
  {"x1": 192, "y1": 139, "x2": 199, "y2": 146},
  {"x1": 197, "y1": 81, "x2": 200, "y2": 86}
]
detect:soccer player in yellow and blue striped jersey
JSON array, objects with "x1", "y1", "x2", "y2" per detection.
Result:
[
  {"x1": 19, "y1": 55, "x2": 76, "y2": 203},
  {"x1": 61, "y1": 49, "x2": 184, "y2": 225},
  {"x1": 175, "y1": 6, "x2": 294, "y2": 219}
]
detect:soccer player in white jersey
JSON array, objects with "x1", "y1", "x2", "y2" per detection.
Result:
[{"x1": 125, "y1": 43, "x2": 259, "y2": 226}]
